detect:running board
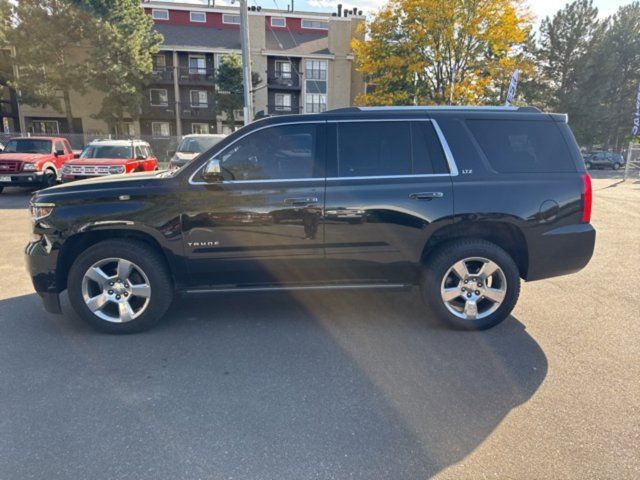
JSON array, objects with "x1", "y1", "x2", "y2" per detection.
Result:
[{"x1": 184, "y1": 283, "x2": 412, "y2": 294}]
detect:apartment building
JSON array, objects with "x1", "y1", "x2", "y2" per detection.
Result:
[{"x1": 7, "y1": 1, "x2": 364, "y2": 140}]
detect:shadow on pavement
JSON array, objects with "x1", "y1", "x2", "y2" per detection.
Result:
[
  {"x1": 0, "y1": 187, "x2": 33, "y2": 209},
  {"x1": 0, "y1": 290, "x2": 547, "y2": 479}
]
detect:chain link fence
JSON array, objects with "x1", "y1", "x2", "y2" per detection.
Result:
[{"x1": 624, "y1": 143, "x2": 640, "y2": 180}]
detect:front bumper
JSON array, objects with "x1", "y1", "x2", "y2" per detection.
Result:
[
  {"x1": 526, "y1": 223, "x2": 596, "y2": 281},
  {"x1": 25, "y1": 238, "x2": 62, "y2": 314},
  {"x1": 0, "y1": 171, "x2": 46, "y2": 187}
]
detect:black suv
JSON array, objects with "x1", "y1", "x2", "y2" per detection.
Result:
[
  {"x1": 26, "y1": 106, "x2": 595, "y2": 333},
  {"x1": 583, "y1": 151, "x2": 625, "y2": 170}
]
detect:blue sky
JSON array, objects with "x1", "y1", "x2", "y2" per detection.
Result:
[{"x1": 178, "y1": 0, "x2": 632, "y2": 22}]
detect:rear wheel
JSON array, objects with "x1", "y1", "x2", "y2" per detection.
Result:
[
  {"x1": 68, "y1": 239, "x2": 173, "y2": 333},
  {"x1": 421, "y1": 239, "x2": 520, "y2": 330},
  {"x1": 612, "y1": 162, "x2": 620, "y2": 170}
]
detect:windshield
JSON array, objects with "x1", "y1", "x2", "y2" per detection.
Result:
[
  {"x1": 3, "y1": 139, "x2": 52, "y2": 154},
  {"x1": 81, "y1": 145, "x2": 133, "y2": 159},
  {"x1": 177, "y1": 137, "x2": 221, "y2": 154}
]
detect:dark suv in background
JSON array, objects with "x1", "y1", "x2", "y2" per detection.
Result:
[
  {"x1": 583, "y1": 151, "x2": 625, "y2": 170},
  {"x1": 26, "y1": 106, "x2": 595, "y2": 333}
]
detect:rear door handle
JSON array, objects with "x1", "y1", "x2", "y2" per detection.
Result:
[
  {"x1": 409, "y1": 192, "x2": 444, "y2": 200},
  {"x1": 285, "y1": 197, "x2": 319, "y2": 206}
]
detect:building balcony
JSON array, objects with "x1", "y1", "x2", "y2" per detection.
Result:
[
  {"x1": 267, "y1": 105, "x2": 303, "y2": 116},
  {"x1": 267, "y1": 74, "x2": 301, "y2": 89},
  {"x1": 177, "y1": 67, "x2": 215, "y2": 86},
  {"x1": 181, "y1": 106, "x2": 217, "y2": 119},
  {"x1": 151, "y1": 68, "x2": 174, "y2": 84},
  {"x1": 140, "y1": 104, "x2": 176, "y2": 120}
]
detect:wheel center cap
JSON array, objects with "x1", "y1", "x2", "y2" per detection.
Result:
[{"x1": 113, "y1": 282, "x2": 127, "y2": 295}]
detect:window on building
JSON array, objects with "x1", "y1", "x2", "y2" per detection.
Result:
[
  {"x1": 218, "y1": 124, "x2": 320, "y2": 181},
  {"x1": 191, "y1": 123, "x2": 209, "y2": 134},
  {"x1": 222, "y1": 14, "x2": 240, "y2": 25},
  {"x1": 275, "y1": 60, "x2": 292, "y2": 79},
  {"x1": 149, "y1": 89, "x2": 168, "y2": 106},
  {"x1": 304, "y1": 60, "x2": 327, "y2": 113},
  {"x1": 190, "y1": 11, "x2": 206, "y2": 23},
  {"x1": 30, "y1": 120, "x2": 60, "y2": 134},
  {"x1": 301, "y1": 19, "x2": 328, "y2": 30},
  {"x1": 190, "y1": 90, "x2": 208, "y2": 108},
  {"x1": 118, "y1": 122, "x2": 136, "y2": 137},
  {"x1": 188, "y1": 55, "x2": 207, "y2": 75},
  {"x1": 151, "y1": 9, "x2": 169, "y2": 20},
  {"x1": 275, "y1": 93, "x2": 292, "y2": 111},
  {"x1": 152, "y1": 122, "x2": 171, "y2": 138},
  {"x1": 467, "y1": 119, "x2": 575, "y2": 173},
  {"x1": 271, "y1": 17, "x2": 286, "y2": 27},
  {"x1": 153, "y1": 54, "x2": 166, "y2": 72}
]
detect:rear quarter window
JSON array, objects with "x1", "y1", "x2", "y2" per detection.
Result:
[{"x1": 467, "y1": 119, "x2": 576, "y2": 173}]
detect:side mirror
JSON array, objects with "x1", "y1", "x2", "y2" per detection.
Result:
[
  {"x1": 73, "y1": 153, "x2": 80, "y2": 159},
  {"x1": 55, "y1": 149, "x2": 65, "y2": 156},
  {"x1": 202, "y1": 159, "x2": 223, "y2": 183}
]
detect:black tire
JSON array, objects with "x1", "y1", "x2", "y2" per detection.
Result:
[
  {"x1": 612, "y1": 162, "x2": 620, "y2": 170},
  {"x1": 42, "y1": 168, "x2": 57, "y2": 189},
  {"x1": 420, "y1": 239, "x2": 521, "y2": 330},
  {"x1": 67, "y1": 239, "x2": 173, "y2": 333}
]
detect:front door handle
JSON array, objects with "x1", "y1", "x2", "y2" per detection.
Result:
[
  {"x1": 285, "y1": 197, "x2": 319, "y2": 206},
  {"x1": 409, "y1": 192, "x2": 444, "y2": 200}
]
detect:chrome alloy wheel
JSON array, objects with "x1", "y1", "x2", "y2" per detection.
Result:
[
  {"x1": 440, "y1": 257, "x2": 507, "y2": 320},
  {"x1": 81, "y1": 258, "x2": 151, "y2": 323}
]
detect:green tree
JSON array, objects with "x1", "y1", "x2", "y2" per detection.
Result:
[
  {"x1": 8, "y1": 0, "x2": 92, "y2": 133},
  {"x1": 75, "y1": 0, "x2": 163, "y2": 134},
  {"x1": 215, "y1": 54, "x2": 261, "y2": 131},
  {"x1": 351, "y1": 0, "x2": 532, "y2": 106}
]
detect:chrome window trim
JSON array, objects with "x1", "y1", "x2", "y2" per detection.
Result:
[{"x1": 188, "y1": 118, "x2": 459, "y2": 185}]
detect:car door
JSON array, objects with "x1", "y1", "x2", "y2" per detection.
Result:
[
  {"x1": 322, "y1": 119, "x2": 454, "y2": 284},
  {"x1": 181, "y1": 121, "x2": 327, "y2": 288}
]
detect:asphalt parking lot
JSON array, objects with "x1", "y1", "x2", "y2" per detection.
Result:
[{"x1": 0, "y1": 173, "x2": 638, "y2": 480}]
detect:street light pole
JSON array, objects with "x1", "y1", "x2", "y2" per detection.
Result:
[{"x1": 239, "y1": 0, "x2": 253, "y2": 125}]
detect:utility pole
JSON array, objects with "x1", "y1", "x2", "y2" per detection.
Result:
[{"x1": 239, "y1": 0, "x2": 253, "y2": 125}]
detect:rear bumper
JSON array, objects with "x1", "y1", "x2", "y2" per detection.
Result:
[
  {"x1": 0, "y1": 171, "x2": 46, "y2": 187},
  {"x1": 25, "y1": 238, "x2": 62, "y2": 314},
  {"x1": 526, "y1": 223, "x2": 596, "y2": 281}
]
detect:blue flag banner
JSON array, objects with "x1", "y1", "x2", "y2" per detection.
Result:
[
  {"x1": 632, "y1": 84, "x2": 640, "y2": 137},
  {"x1": 505, "y1": 69, "x2": 519, "y2": 106}
]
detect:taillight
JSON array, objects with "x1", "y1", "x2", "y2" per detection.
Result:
[{"x1": 581, "y1": 173, "x2": 592, "y2": 223}]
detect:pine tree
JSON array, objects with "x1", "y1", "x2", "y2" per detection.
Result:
[{"x1": 215, "y1": 54, "x2": 261, "y2": 130}]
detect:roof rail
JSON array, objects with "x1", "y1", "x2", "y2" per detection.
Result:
[{"x1": 325, "y1": 105, "x2": 541, "y2": 113}]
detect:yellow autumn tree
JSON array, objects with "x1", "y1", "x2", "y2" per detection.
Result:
[{"x1": 352, "y1": 0, "x2": 533, "y2": 106}]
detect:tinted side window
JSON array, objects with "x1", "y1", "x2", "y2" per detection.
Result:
[
  {"x1": 412, "y1": 122, "x2": 449, "y2": 174},
  {"x1": 220, "y1": 124, "x2": 320, "y2": 180},
  {"x1": 467, "y1": 119, "x2": 575, "y2": 173},
  {"x1": 337, "y1": 122, "x2": 411, "y2": 177}
]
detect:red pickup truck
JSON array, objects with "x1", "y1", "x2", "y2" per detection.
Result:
[{"x1": 0, "y1": 136, "x2": 75, "y2": 193}]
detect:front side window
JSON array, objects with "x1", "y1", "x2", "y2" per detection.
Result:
[
  {"x1": 218, "y1": 124, "x2": 320, "y2": 181},
  {"x1": 4, "y1": 139, "x2": 52, "y2": 154},
  {"x1": 467, "y1": 119, "x2": 575, "y2": 173},
  {"x1": 149, "y1": 89, "x2": 168, "y2": 106},
  {"x1": 54, "y1": 140, "x2": 64, "y2": 153},
  {"x1": 190, "y1": 90, "x2": 208, "y2": 107},
  {"x1": 152, "y1": 122, "x2": 171, "y2": 137},
  {"x1": 336, "y1": 122, "x2": 411, "y2": 177}
]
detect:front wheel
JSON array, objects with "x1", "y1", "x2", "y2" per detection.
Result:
[
  {"x1": 612, "y1": 162, "x2": 620, "y2": 170},
  {"x1": 68, "y1": 239, "x2": 173, "y2": 333},
  {"x1": 420, "y1": 239, "x2": 521, "y2": 330}
]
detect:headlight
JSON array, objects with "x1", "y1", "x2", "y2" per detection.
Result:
[
  {"x1": 23, "y1": 163, "x2": 37, "y2": 171},
  {"x1": 30, "y1": 202, "x2": 55, "y2": 222},
  {"x1": 108, "y1": 165, "x2": 125, "y2": 174}
]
